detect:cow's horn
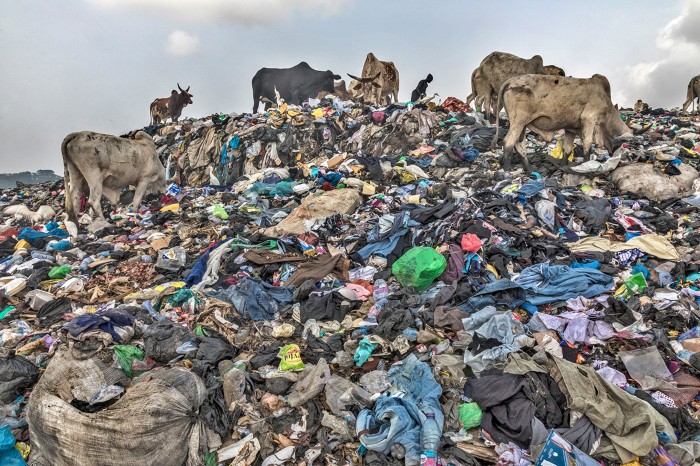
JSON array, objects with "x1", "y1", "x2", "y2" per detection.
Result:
[
  {"x1": 177, "y1": 83, "x2": 183, "y2": 92},
  {"x1": 347, "y1": 73, "x2": 362, "y2": 81}
]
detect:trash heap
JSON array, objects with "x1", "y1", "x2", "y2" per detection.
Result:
[{"x1": 3, "y1": 99, "x2": 700, "y2": 466}]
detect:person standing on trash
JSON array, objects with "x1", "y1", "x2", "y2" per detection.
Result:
[{"x1": 411, "y1": 73, "x2": 433, "y2": 102}]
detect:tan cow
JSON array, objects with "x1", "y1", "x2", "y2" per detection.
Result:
[
  {"x1": 62, "y1": 131, "x2": 166, "y2": 222},
  {"x1": 466, "y1": 52, "x2": 545, "y2": 118},
  {"x1": 682, "y1": 75, "x2": 700, "y2": 112},
  {"x1": 353, "y1": 53, "x2": 399, "y2": 106},
  {"x1": 543, "y1": 65, "x2": 566, "y2": 76},
  {"x1": 315, "y1": 80, "x2": 353, "y2": 101},
  {"x1": 494, "y1": 74, "x2": 634, "y2": 172}
]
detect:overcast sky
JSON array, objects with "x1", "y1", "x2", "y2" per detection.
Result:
[{"x1": 1, "y1": 0, "x2": 697, "y2": 173}]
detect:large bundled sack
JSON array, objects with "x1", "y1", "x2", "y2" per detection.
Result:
[
  {"x1": 612, "y1": 163, "x2": 699, "y2": 201},
  {"x1": 264, "y1": 188, "x2": 362, "y2": 236},
  {"x1": 392, "y1": 247, "x2": 447, "y2": 292},
  {"x1": 27, "y1": 346, "x2": 220, "y2": 466}
]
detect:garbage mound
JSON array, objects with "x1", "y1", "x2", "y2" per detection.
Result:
[{"x1": 2, "y1": 99, "x2": 700, "y2": 465}]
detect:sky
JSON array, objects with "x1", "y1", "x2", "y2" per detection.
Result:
[{"x1": 0, "y1": 0, "x2": 697, "y2": 173}]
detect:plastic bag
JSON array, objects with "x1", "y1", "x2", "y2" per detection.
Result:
[
  {"x1": 278, "y1": 344, "x2": 304, "y2": 371},
  {"x1": 143, "y1": 320, "x2": 193, "y2": 363},
  {"x1": 354, "y1": 338, "x2": 376, "y2": 367},
  {"x1": 619, "y1": 346, "x2": 675, "y2": 390},
  {"x1": 156, "y1": 246, "x2": 187, "y2": 271},
  {"x1": 0, "y1": 353, "x2": 39, "y2": 403},
  {"x1": 325, "y1": 375, "x2": 372, "y2": 415},
  {"x1": 459, "y1": 402, "x2": 482, "y2": 429},
  {"x1": 0, "y1": 426, "x2": 26, "y2": 466},
  {"x1": 392, "y1": 247, "x2": 447, "y2": 292},
  {"x1": 37, "y1": 297, "x2": 72, "y2": 327},
  {"x1": 48, "y1": 265, "x2": 71, "y2": 279},
  {"x1": 113, "y1": 345, "x2": 144, "y2": 378}
]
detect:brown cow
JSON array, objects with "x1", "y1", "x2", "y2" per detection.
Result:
[
  {"x1": 150, "y1": 83, "x2": 193, "y2": 125},
  {"x1": 353, "y1": 53, "x2": 399, "y2": 106},
  {"x1": 466, "y1": 52, "x2": 544, "y2": 118},
  {"x1": 682, "y1": 75, "x2": 700, "y2": 112},
  {"x1": 494, "y1": 74, "x2": 634, "y2": 172}
]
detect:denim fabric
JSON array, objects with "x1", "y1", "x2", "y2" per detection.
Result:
[
  {"x1": 515, "y1": 262, "x2": 614, "y2": 305},
  {"x1": 356, "y1": 354, "x2": 443, "y2": 465},
  {"x1": 356, "y1": 212, "x2": 419, "y2": 260},
  {"x1": 206, "y1": 277, "x2": 294, "y2": 321}
]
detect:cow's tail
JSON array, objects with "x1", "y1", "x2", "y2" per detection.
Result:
[
  {"x1": 466, "y1": 68, "x2": 477, "y2": 104},
  {"x1": 491, "y1": 80, "x2": 509, "y2": 149},
  {"x1": 149, "y1": 100, "x2": 156, "y2": 126},
  {"x1": 61, "y1": 133, "x2": 80, "y2": 224}
]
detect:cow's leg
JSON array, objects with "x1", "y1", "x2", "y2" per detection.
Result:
[
  {"x1": 393, "y1": 89, "x2": 399, "y2": 104},
  {"x1": 581, "y1": 125, "x2": 594, "y2": 158},
  {"x1": 501, "y1": 122, "x2": 526, "y2": 171},
  {"x1": 64, "y1": 161, "x2": 85, "y2": 223},
  {"x1": 88, "y1": 182, "x2": 105, "y2": 220},
  {"x1": 513, "y1": 132, "x2": 532, "y2": 173},
  {"x1": 131, "y1": 180, "x2": 150, "y2": 214},
  {"x1": 561, "y1": 131, "x2": 576, "y2": 166}
]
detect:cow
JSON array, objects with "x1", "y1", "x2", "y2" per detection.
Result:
[
  {"x1": 634, "y1": 99, "x2": 649, "y2": 113},
  {"x1": 346, "y1": 72, "x2": 381, "y2": 102},
  {"x1": 315, "y1": 79, "x2": 353, "y2": 101},
  {"x1": 61, "y1": 131, "x2": 166, "y2": 223},
  {"x1": 150, "y1": 83, "x2": 193, "y2": 125},
  {"x1": 465, "y1": 67, "x2": 492, "y2": 116},
  {"x1": 252, "y1": 62, "x2": 341, "y2": 113},
  {"x1": 543, "y1": 65, "x2": 566, "y2": 76},
  {"x1": 682, "y1": 75, "x2": 700, "y2": 113},
  {"x1": 352, "y1": 53, "x2": 399, "y2": 106},
  {"x1": 466, "y1": 52, "x2": 544, "y2": 118},
  {"x1": 494, "y1": 74, "x2": 635, "y2": 172}
]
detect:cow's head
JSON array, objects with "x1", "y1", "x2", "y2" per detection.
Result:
[
  {"x1": 347, "y1": 72, "x2": 381, "y2": 103},
  {"x1": 177, "y1": 83, "x2": 193, "y2": 106}
]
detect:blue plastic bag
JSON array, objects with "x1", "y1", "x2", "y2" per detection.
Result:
[{"x1": 0, "y1": 426, "x2": 26, "y2": 466}]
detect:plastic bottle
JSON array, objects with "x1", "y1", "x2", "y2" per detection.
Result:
[
  {"x1": 420, "y1": 412, "x2": 441, "y2": 465},
  {"x1": 367, "y1": 298, "x2": 386, "y2": 321},
  {"x1": 373, "y1": 279, "x2": 389, "y2": 300}
]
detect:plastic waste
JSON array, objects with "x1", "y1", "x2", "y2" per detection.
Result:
[
  {"x1": 278, "y1": 343, "x2": 304, "y2": 371},
  {"x1": 372, "y1": 279, "x2": 389, "y2": 300},
  {"x1": 354, "y1": 337, "x2": 377, "y2": 366},
  {"x1": 175, "y1": 341, "x2": 198, "y2": 355},
  {"x1": 155, "y1": 246, "x2": 187, "y2": 271},
  {"x1": 48, "y1": 265, "x2": 71, "y2": 279},
  {"x1": 88, "y1": 385, "x2": 125, "y2": 405},
  {"x1": 112, "y1": 345, "x2": 145, "y2": 378},
  {"x1": 359, "y1": 370, "x2": 390, "y2": 394},
  {"x1": 420, "y1": 412, "x2": 441, "y2": 465},
  {"x1": 458, "y1": 402, "x2": 482, "y2": 429},
  {"x1": 0, "y1": 426, "x2": 26, "y2": 466},
  {"x1": 392, "y1": 247, "x2": 447, "y2": 292}
]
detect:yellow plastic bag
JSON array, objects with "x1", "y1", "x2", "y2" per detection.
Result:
[{"x1": 550, "y1": 138, "x2": 574, "y2": 162}]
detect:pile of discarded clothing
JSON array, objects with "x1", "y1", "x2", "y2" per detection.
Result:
[{"x1": 3, "y1": 100, "x2": 700, "y2": 466}]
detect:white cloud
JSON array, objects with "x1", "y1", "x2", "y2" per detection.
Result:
[
  {"x1": 617, "y1": 1, "x2": 700, "y2": 108},
  {"x1": 87, "y1": 0, "x2": 354, "y2": 24},
  {"x1": 165, "y1": 30, "x2": 200, "y2": 57}
]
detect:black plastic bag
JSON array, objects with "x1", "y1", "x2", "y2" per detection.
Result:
[
  {"x1": 0, "y1": 352, "x2": 40, "y2": 403},
  {"x1": 143, "y1": 320, "x2": 193, "y2": 363},
  {"x1": 37, "y1": 297, "x2": 72, "y2": 326},
  {"x1": 194, "y1": 329, "x2": 237, "y2": 366}
]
